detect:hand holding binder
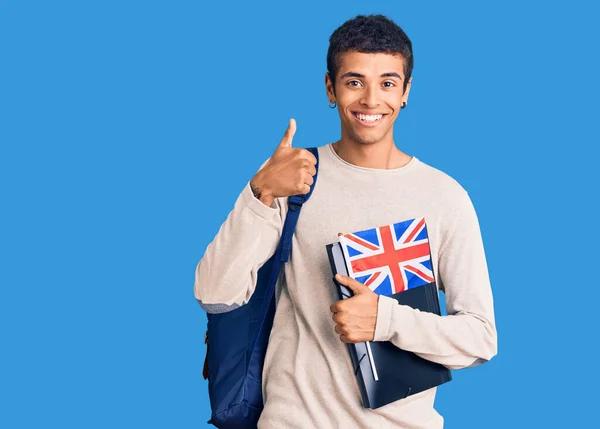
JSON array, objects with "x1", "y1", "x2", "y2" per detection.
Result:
[{"x1": 329, "y1": 273, "x2": 378, "y2": 343}]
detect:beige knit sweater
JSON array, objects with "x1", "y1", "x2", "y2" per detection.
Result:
[{"x1": 194, "y1": 142, "x2": 497, "y2": 429}]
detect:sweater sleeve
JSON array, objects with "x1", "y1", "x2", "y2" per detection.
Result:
[
  {"x1": 373, "y1": 189, "x2": 498, "y2": 370},
  {"x1": 193, "y1": 158, "x2": 287, "y2": 313}
]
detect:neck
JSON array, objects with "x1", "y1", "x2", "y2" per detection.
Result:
[{"x1": 332, "y1": 135, "x2": 412, "y2": 170}]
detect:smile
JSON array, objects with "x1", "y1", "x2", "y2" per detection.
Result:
[{"x1": 352, "y1": 112, "x2": 387, "y2": 125}]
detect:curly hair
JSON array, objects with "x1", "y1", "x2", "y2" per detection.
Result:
[{"x1": 327, "y1": 14, "x2": 414, "y2": 94}]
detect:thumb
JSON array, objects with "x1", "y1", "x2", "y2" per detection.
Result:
[
  {"x1": 335, "y1": 274, "x2": 369, "y2": 295},
  {"x1": 278, "y1": 118, "x2": 296, "y2": 149}
]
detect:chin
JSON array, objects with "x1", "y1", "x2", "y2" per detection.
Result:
[{"x1": 350, "y1": 131, "x2": 387, "y2": 146}]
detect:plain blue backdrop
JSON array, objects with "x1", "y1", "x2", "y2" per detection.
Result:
[{"x1": 1, "y1": 0, "x2": 598, "y2": 427}]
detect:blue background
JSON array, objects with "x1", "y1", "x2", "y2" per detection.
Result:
[{"x1": 1, "y1": 0, "x2": 598, "y2": 427}]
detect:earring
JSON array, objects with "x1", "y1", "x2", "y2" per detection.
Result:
[
  {"x1": 329, "y1": 101, "x2": 337, "y2": 109},
  {"x1": 401, "y1": 101, "x2": 407, "y2": 109}
]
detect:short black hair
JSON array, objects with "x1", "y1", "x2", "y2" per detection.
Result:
[{"x1": 327, "y1": 14, "x2": 414, "y2": 94}]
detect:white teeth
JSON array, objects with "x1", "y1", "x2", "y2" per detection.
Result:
[{"x1": 355, "y1": 113, "x2": 383, "y2": 122}]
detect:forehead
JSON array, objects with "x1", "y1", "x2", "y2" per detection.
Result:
[{"x1": 336, "y1": 51, "x2": 406, "y2": 78}]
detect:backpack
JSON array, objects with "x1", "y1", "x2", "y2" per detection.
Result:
[{"x1": 202, "y1": 147, "x2": 320, "y2": 428}]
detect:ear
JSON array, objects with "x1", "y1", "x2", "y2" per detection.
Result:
[
  {"x1": 325, "y1": 72, "x2": 336, "y2": 101},
  {"x1": 402, "y1": 76, "x2": 412, "y2": 104}
]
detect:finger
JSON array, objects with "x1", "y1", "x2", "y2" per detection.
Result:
[
  {"x1": 303, "y1": 173, "x2": 314, "y2": 187},
  {"x1": 343, "y1": 334, "x2": 360, "y2": 344},
  {"x1": 299, "y1": 149, "x2": 317, "y2": 169},
  {"x1": 278, "y1": 118, "x2": 296, "y2": 148},
  {"x1": 330, "y1": 300, "x2": 345, "y2": 314},
  {"x1": 335, "y1": 274, "x2": 368, "y2": 295}
]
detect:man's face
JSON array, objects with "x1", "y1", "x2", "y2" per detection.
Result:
[{"x1": 325, "y1": 51, "x2": 411, "y2": 146}]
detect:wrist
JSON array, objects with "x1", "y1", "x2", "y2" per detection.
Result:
[{"x1": 250, "y1": 175, "x2": 274, "y2": 207}]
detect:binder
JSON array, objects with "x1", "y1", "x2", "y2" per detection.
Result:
[{"x1": 326, "y1": 241, "x2": 452, "y2": 409}]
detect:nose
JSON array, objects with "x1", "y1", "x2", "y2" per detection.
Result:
[{"x1": 360, "y1": 86, "x2": 379, "y2": 108}]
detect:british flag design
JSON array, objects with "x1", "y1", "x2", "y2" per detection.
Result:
[{"x1": 339, "y1": 217, "x2": 435, "y2": 296}]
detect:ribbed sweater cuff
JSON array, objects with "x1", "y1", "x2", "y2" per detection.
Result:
[{"x1": 373, "y1": 295, "x2": 396, "y2": 341}]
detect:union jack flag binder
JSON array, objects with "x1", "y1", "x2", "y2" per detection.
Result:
[{"x1": 326, "y1": 217, "x2": 451, "y2": 409}]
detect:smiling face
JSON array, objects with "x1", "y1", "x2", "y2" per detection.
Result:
[{"x1": 326, "y1": 51, "x2": 412, "y2": 147}]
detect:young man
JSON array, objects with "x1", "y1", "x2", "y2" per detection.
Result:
[{"x1": 194, "y1": 14, "x2": 497, "y2": 429}]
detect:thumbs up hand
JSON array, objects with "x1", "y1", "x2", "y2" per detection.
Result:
[
  {"x1": 330, "y1": 273, "x2": 380, "y2": 343},
  {"x1": 250, "y1": 118, "x2": 318, "y2": 206}
]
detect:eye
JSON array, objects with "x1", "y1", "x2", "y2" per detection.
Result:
[
  {"x1": 383, "y1": 81, "x2": 396, "y2": 88},
  {"x1": 347, "y1": 80, "x2": 362, "y2": 88}
]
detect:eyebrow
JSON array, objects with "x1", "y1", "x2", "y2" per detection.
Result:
[{"x1": 339, "y1": 72, "x2": 403, "y2": 80}]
